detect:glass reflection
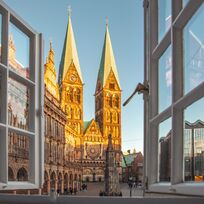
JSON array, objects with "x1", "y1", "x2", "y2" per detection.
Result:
[
  {"x1": 9, "y1": 23, "x2": 30, "y2": 79},
  {"x1": 8, "y1": 77, "x2": 30, "y2": 130},
  {"x1": 183, "y1": 0, "x2": 189, "y2": 7},
  {"x1": 159, "y1": 46, "x2": 172, "y2": 113},
  {"x1": 158, "y1": 118, "x2": 171, "y2": 182},
  {"x1": 158, "y1": 0, "x2": 171, "y2": 42},
  {"x1": 184, "y1": 4, "x2": 204, "y2": 94},
  {"x1": 8, "y1": 131, "x2": 29, "y2": 181},
  {"x1": 184, "y1": 97, "x2": 204, "y2": 182}
]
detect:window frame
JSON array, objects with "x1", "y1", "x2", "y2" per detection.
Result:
[
  {"x1": 145, "y1": 0, "x2": 204, "y2": 196},
  {"x1": 0, "y1": 1, "x2": 44, "y2": 190}
]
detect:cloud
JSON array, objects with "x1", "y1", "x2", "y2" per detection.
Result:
[{"x1": 166, "y1": 69, "x2": 172, "y2": 87}]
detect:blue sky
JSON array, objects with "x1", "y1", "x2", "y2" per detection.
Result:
[{"x1": 4, "y1": 0, "x2": 144, "y2": 153}]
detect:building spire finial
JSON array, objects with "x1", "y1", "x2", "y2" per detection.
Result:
[
  {"x1": 49, "y1": 38, "x2": 52, "y2": 49},
  {"x1": 106, "y1": 16, "x2": 108, "y2": 27},
  {"x1": 68, "y1": 5, "x2": 72, "y2": 17}
]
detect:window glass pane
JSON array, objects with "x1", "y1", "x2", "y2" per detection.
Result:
[
  {"x1": 0, "y1": 14, "x2": 2, "y2": 63},
  {"x1": 8, "y1": 131, "x2": 30, "y2": 182},
  {"x1": 9, "y1": 22, "x2": 30, "y2": 79},
  {"x1": 158, "y1": 118, "x2": 171, "y2": 182},
  {"x1": 158, "y1": 0, "x2": 171, "y2": 42},
  {"x1": 183, "y1": 0, "x2": 189, "y2": 7},
  {"x1": 184, "y1": 97, "x2": 204, "y2": 182},
  {"x1": 8, "y1": 77, "x2": 30, "y2": 131},
  {"x1": 184, "y1": 4, "x2": 204, "y2": 94},
  {"x1": 159, "y1": 46, "x2": 172, "y2": 113}
]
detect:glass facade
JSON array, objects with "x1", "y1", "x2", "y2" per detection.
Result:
[
  {"x1": 184, "y1": 4, "x2": 204, "y2": 94},
  {"x1": 159, "y1": 46, "x2": 172, "y2": 113},
  {"x1": 158, "y1": 118, "x2": 171, "y2": 182},
  {"x1": 158, "y1": 0, "x2": 171, "y2": 42},
  {"x1": 184, "y1": 97, "x2": 204, "y2": 182},
  {"x1": 9, "y1": 22, "x2": 30, "y2": 79}
]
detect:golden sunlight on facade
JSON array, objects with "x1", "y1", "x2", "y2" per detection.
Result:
[{"x1": 6, "y1": 14, "x2": 122, "y2": 194}]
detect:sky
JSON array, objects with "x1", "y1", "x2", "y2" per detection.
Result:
[{"x1": 4, "y1": 0, "x2": 145, "y2": 153}]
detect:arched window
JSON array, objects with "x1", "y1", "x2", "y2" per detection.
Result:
[
  {"x1": 67, "y1": 87, "x2": 73, "y2": 102},
  {"x1": 106, "y1": 93, "x2": 111, "y2": 107},
  {"x1": 76, "y1": 88, "x2": 80, "y2": 103},
  {"x1": 8, "y1": 167, "x2": 15, "y2": 181},
  {"x1": 17, "y1": 167, "x2": 28, "y2": 181},
  {"x1": 113, "y1": 94, "x2": 119, "y2": 108}
]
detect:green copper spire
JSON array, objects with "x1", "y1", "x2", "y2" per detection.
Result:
[{"x1": 58, "y1": 15, "x2": 83, "y2": 85}]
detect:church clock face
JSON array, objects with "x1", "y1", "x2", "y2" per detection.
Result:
[{"x1": 70, "y1": 74, "x2": 77, "y2": 82}]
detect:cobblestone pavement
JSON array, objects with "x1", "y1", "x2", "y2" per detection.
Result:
[{"x1": 67, "y1": 182, "x2": 144, "y2": 197}]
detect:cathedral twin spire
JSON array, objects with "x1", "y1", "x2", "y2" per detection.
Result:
[
  {"x1": 58, "y1": 15, "x2": 83, "y2": 86},
  {"x1": 46, "y1": 12, "x2": 120, "y2": 103},
  {"x1": 97, "y1": 24, "x2": 120, "y2": 90}
]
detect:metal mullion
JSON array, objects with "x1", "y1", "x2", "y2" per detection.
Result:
[
  {"x1": 30, "y1": 34, "x2": 38, "y2": 185},
  {"x1": 8, "y1": 68, "x2": 35, "y2": 88},
  {"x1": 173, "y1": 82, "x2": 204, "y2": 111},
  {"x1": 148, "y1": 0, "x2": 159, "y2": 185},
  {"x1": 0, "y1": 64, "x2": 9, "y2": 184},
  {"x1": 171, "y1": 0, "x2": 184, "y2": 185},
  {"x1": 8, "y1": 125, "x2": 35, "y2": 138},
  {"x1": 150, "y1": 106, "x2": 171, "y2": 126},
  {"x1": 152, "y1": 30, "x2": 171, "y2": 60},
  {"x1": 1, "y1": 5, "x2": 9, "y2": 66},
  {"x1": 173, "y1": 0, "x2": 204, "y2": 29},
  {"x1": 1, "y1": 2, "x2": 37, "y2": 37},
  {"x1": 0, "y1": 127, "x2": 7, "y2": 184},
  {"x1": 0, "y1": 63, "x2": 7, "y2": 71},
  {"x1": 0, "y1": 123, "x2": 6, "y2": 128},
  {"x1": 38, "y1": 33, "x2": 44, "y2": 188}
]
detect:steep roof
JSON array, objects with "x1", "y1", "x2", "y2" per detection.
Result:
[
  {"x1": 96, "y1": 25, "x2": 120, "y2": 89},
  {"x1": 122, "y1": 153, "x2": 137, "y2": 168},
  {"x1": 83, "y1": 120, "x2": 92, "y2": 133},
  {"x1": 58, "y1": 15, "x2": 83, "y2": 85}
]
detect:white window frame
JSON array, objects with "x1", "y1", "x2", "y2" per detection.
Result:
[
  {"x1": 144, "y1": 0, "x2": 204, "y2": 196},
  {"x1": 0, "y1": 1, "x2": 44, "y2": 190}
]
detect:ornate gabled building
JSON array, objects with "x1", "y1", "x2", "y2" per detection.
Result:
[{"x1": 6, "y1": 12, "x2": 122, "y2": 194}]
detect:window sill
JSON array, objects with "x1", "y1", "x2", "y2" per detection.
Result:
[
  {"x1": 149, "y1": 182, "x2": 204, "y2": 196},
  {"x1": 0, "y1": 182, "x2": 39, "y2": 190}
]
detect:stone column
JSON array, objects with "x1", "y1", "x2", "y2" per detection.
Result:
[
  {"x1": 47, "y1": 179, "x2": 51, "y2": 194},
  {"x1": 27, "y1": 190, "x2": 30, "y2": 195},
  {"x1": 38, "y1": 188, "x2": 42, "y2": 195},
  {"x1": 55, "y1": 179, "x2": 58, "y2": 191},
  {"x1": 61, "y1": 179, "x2": 64, "y2": 194}
]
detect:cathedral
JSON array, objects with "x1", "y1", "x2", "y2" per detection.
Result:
[
  {"x1": 56, "y1": 14, "x2": 122, "y2": 182},
  {"x1": 7, "y1": 13, "x2": 121, "y2": 194}
]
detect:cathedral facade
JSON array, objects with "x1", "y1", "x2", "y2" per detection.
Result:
[
  {"x1": 6, "y1": 13, "x2": 121, "y2": 194},
  {"x1": 56, "y1": 16, "x2": 122, "y2": 182}
]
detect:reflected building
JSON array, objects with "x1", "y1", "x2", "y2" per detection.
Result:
[{"x1": 159, "y1": 120, "x2": 204, "y2": 182}]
